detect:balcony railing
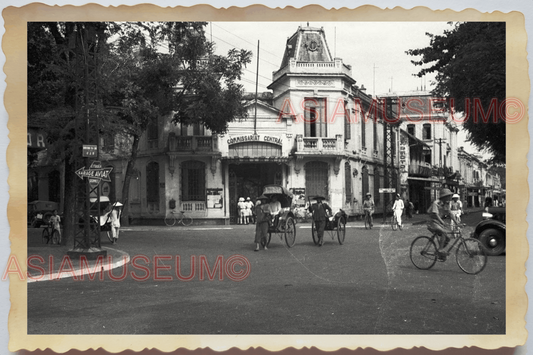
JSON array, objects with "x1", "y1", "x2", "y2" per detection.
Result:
[
  {"x1": 296, "y1": 134, "x2": 343, "y2": 153},
  {"x1": 408, "y1": 161, "x2": 432, "y2": 177},
  {"x1": 168, "y1": 133, "x2": 217, "y2": 152}
]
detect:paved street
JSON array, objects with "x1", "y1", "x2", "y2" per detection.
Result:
[{"x1": 27, "y1": 211, "x2": 505, "y2": 335}]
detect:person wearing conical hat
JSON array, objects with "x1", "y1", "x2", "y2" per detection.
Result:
[
  {"x1": 110, "y1": 201, "x2": 123, "y2": 244},
  {"x1": 254, "y1": 195, "x2": 271, "y2": 251}
]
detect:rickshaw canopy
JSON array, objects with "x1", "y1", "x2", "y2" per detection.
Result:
[{"x1": 262, "y1": 185, "x2": 293, "y2": 208}]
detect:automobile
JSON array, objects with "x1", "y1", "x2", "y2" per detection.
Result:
[
  {"x1": 472, "y1": 206, "x2": 506, "y2": 256},
  {"x1": 28, "y1": 200, "x2": 59, "y2": 228}
]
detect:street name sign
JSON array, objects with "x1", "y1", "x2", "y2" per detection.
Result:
[
  {"x1": 379, "y1": 188, "x2": 396, "y2": 193},
  {"x1": 82, "y1": 144, "x2": 98, "y2": 157}
]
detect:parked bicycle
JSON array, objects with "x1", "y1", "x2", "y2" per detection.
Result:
[
  {"x1": 293, "y1": 206, "x2": 312, "y2": 224},
  {"x1": 410, "y1": 223, "x2": 487, "y2": 275},
  {"x1": 165, "y1": 209, "x2": 193, "y2": 227},
  {"x1": 41, "y1": 223, "x2": 61, "y2": 245}
]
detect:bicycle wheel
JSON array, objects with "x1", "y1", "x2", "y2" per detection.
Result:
[
  {"x1": 41, "y1": 228, "x2": 50, "y2": 244},
  {"x1": 51, "y1": 230, "x2": 60, "y2": 245},
  {"x1": 410, "y1": 236, "x2": 438, "y2": 270},
  {"x1": 284, "y1": 217, "x2": 296, "y2": 248},
  {"x1": 180, "y1": 215, "x2": 193, "y2": 226},
  {"x1": 364, "y1": 214, "x2": 369, "y2": 230},
  {"x1": 164, "y1": 214, "x2": 176, "y2": 226},
  {"x1": 337, "y1": 217, "x2": 346, "y2": 245},
  {"x1": 311, "y1": 221, "x2": 319, "y2": 245},
  {"x1": 456, "y1": 238, "x2": 487, "y2": 275},
  {"x1": 391, "y1": 215, "x2": 398, "y2": 230}
]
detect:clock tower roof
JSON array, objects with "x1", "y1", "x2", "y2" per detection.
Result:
[{"x1": 279, "y1": 26, "x2": 333, "y2": 69}]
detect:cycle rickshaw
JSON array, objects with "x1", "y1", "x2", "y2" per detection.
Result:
[
  {"x1": 261, "y1": 185, "x2": 297, "y2": 248},
  {"x1": 308, "y1": 196, "x2": 348, "y2": 245}
]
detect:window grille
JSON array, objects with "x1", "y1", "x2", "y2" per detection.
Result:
[
  {"x1": 182, "y1": 161, "x2": 206, "y2": 201},
  {"x1": 305, "y1": 161, "x2": 329, "y2": 198}
]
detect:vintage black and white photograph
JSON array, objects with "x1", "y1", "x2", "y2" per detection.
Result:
[{"x1": 8, "y1": 3, "x2": 528, "y2": 353}]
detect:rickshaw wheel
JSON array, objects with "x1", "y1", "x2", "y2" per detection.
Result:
[
  {"x1": 284, "y1": 217, "x2": 296, "y2": 248},
  {"x1": 337, "y1": 217, "x2": 346, "y2": 245},
  {"x1": 261, "y1": 233, "x2": 272, "y2": 248},
  {"x1": 311, "y1": 221, "x2": 319, "y2": 245}
]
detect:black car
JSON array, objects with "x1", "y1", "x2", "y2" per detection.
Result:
[{"x1": 472, "y1": 207, "x2": 506, "y2": 256}]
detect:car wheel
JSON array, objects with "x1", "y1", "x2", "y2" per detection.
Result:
[{"x1": 478, "y1": 228, "x2": 505, "y2": 256}]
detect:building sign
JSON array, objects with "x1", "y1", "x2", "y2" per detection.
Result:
[
  {"x1": 296, "y1": 79, "x2": 334, "y2": 86},
  {"x1": 207, "y1": 188, "x2": 223, "y2": 209},
  {"x1": 27, "y1": 129, "x2": 47, "y2": 149},
  {"x1": 399, "y1": 137, "x2": 409, "y2": 185},
  {"x1": 75, "y1": 161, "x2": 113, "y2": 185},
  {"x1": 379, "y1": 188, "x2": 396, "y2": 193},
  {"x1": 227, "y1": 134, "x2": 282, "y2": 146}
]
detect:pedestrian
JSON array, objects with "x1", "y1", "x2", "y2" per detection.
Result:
[
  {"x1": 406, "y1": 199, "x2": 414, "y2": 219},
  {"x1": 110, "y1": 202, "x2": 123, "y2": 244},
  {"x1": 426, "y1": 188, "x2": 459, "y2": 261},
  {"x1": 254, "y1": 195, "x2": 271, "y2": 251},
  {"x1": 392, "y1": 194, "x2": 404, "y2": 230},
  {"x1": 245, "y1": 197, "x2": 254, "y2": 224},
  {"x1": 449, "y1": 194, "x2": 463, "y2": 226},
  {"x1": 269, "y1": 195, "x2": 282, "y2": 226},
  {"x1": 49, "y1": 209, "x2": 62, "y2": 243},
  {"x1": 362, "y1": 192, "x2": 375, "y2": 227},
  {"x1": 237, "y1": 197, "x2": 246, "y2": 224},
  {"x1": 308, "y1": 196, "x2": 332, "y2": 246}
]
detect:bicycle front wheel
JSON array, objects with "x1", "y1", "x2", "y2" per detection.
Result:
[
  {"x1": 391, "y1": 216, "x2": 397, "y2": 230},
  {"x1": 164, "y1": 214, "x2": 176, "y2": 226},
  {"x1": 410, "y1": 236, "x2": 437, "y2": 270},
  {"x1": 181, "y1": 215, "x2": 193, "y2": 226},
  {"x1": 364, "y1": 214, "x2": 370, "y2": 230},
  {"x1": 51, "y1": 230, "x2": 60, "y2": 245},
  {"x1": 456, "y1": 238, "x2": 487, "y2": 275},
  {"x1": 42, "y1": 228, "x2": 50, "y2": 244}
]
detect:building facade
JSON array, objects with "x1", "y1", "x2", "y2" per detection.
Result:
[{"x1": 28, "y1": 26, "x2": 503, "y2": 224}]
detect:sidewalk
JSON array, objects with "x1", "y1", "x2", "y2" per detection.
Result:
[{"x1": 27, "y1": 228, "x2": 130, "y2": 283}]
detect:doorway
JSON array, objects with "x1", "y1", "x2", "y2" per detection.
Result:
[{"x1": 228, "y1": 163, "x2": 282, "y2": 223}]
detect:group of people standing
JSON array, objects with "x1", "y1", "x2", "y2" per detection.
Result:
[{"x1": 237, "y1": 197, "x2": 255, "y2": 225}]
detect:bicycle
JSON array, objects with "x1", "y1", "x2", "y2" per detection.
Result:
[
  {"x1": 410, "y1": 223, "x2": 487, "y2": 275},
  {"x1": 165, "y1": 209, "x2": 193, "y2": 227},
  {"x1": 390, "y1": 212, "x2": 401, "y2": 230},
  {"x1": 294, "y1": 206, "x2": 311, "y2": 224},
  {"x1": 363, "y1": 210, "x2": 373, "y2": 229},
  {"x1": 41, "y1": 223, "x2": 61, "y2": 245}
]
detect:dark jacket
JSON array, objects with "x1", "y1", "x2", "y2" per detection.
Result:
[{"x1": 309, "y1": 202, "x2": 331, "y2": 222}]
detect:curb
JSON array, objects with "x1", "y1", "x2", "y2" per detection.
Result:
[{"x1": 27, "y1": 247, "x2": 130, "y2": 283}]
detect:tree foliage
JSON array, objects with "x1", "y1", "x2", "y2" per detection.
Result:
[
  {"x1": 28, "y1": 21, "x2": 252, "y2": 234},
  {"x1": 406, "y1": 22, "x2": 506, "y2": 163}
]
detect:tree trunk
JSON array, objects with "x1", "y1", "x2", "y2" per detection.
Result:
[
  {"x1": 120, "y1": 135, "x2": 140, "y2": 227},
  {"x1": 61, "y1": 155, "x2": 78, "y2": 246}
]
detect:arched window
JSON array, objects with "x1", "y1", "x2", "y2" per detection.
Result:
[
  {"x1": 146, "y1": 162, "x2": 160, "y2": 212},
  {"x1": 181, "y1": 160, "x2": 206, "y2": 201},
  {"x1": 305, "y1": 161, "x2": 329, "y2": 198}
]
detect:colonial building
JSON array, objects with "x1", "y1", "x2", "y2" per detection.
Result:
[{"x1": 29, "y1": 26, "x2": 502, "y2": 225}]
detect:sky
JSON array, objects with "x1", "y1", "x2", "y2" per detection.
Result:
[{"x1": 207, "y1": 21, "x2": 489, "y2": 158}]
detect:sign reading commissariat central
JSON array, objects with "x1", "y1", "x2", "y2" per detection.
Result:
[{"x1": 227, "y1": 134, "x2": 282, "y2": 146}]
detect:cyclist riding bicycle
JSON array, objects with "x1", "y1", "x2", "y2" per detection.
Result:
[
  {"x1": 363, "y1": 192, "x2": 375, "y2": 227},
  {"x1": 49, "y1": 209, "x2": 61, "y2": 243},
  {"x1": 427, "y1": 188, "x2": 460, "y2": 261}
]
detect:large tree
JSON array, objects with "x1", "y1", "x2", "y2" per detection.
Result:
[
  {"x1": 28, "y1": 22, "x2": 251, "y2": 238},
  {"x1": 107, "y1": 22, "x2": 251, "y2": 224},
  {"x1": 406, "y1": 22, "x2": 506, "y2": 163}
]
